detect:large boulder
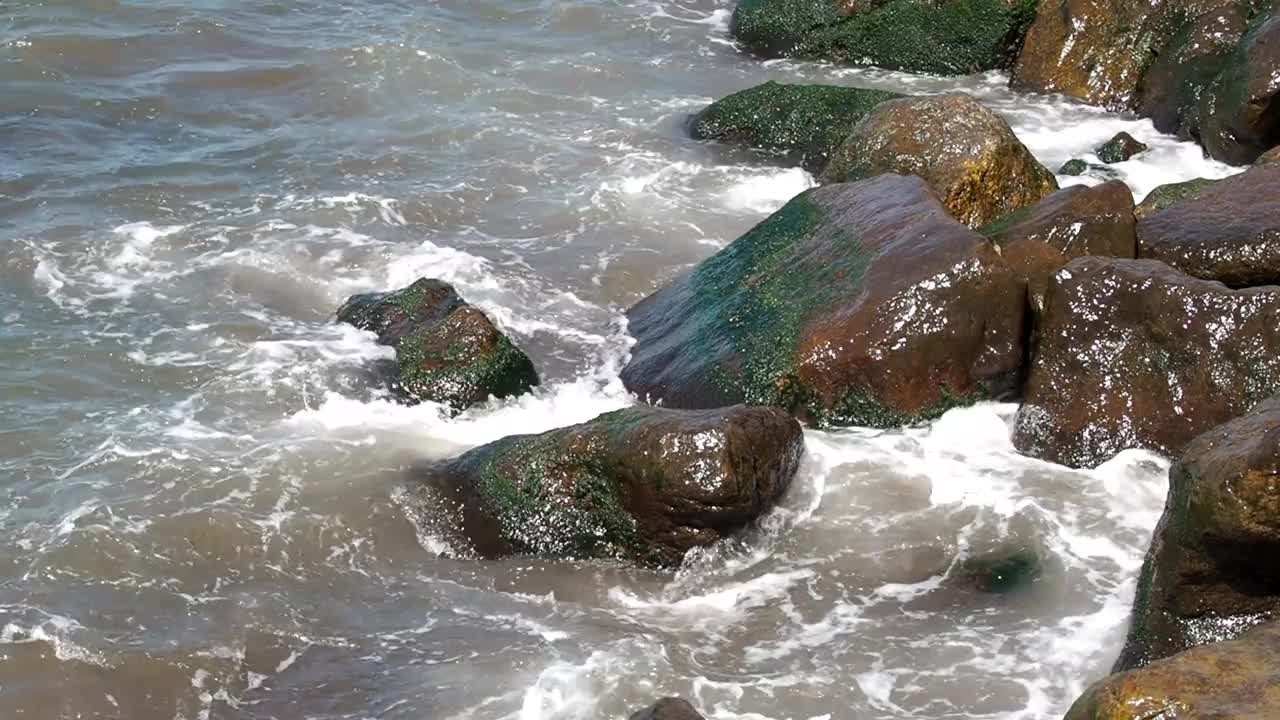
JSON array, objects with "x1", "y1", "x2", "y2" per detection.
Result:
[
  {"x1": 1113, "y1": 396, "x2": 1280, "y2": 672},
  {"x1": 1065, "y1": 621, "x2": 1280, "y2": 720},
  {"x1": 821, "y1": 94, "x2": 1058, "y2": 228},
  {"x1": 1013, "y1": 257, "x2": 1280, "y2": 468},
  {"x1": 629, "y1": 698, "x2": 706, "y2": 720},
  {"x1": 689, "y1": 81, "x2": 902, "y2": 173},
  {"x1": 1199, "y1": 12, "x2": 1280, "y2": 165},
  {"x1": 336, "y1": 278, "x2": 538, "y2": 411},
  {"x1": 1136, "y1": 163, "x2": 1280, "y2": 287},
  {"x1": 621, "y1": 175, "x2": 1026, "y2": 428},
  {"x1": 1133, "y1": 177, "x2": 1219, "y2": 219},
  {"x1": 408, "y1": 405, "x2": 803, "y2": 567},
  {"x1": 981, "y1": 180, "x2": 1136, "y2": 312},
  {"x1": 730, "y1": 0, "x2": 1041, "y2": 75}
]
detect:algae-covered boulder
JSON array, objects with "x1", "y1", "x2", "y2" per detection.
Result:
[
  {"x1": 1198, "y1": 12, "x2": 1280, "y2": 165},
  {"x1": 1133, "y1": 177, "x2": 1219, "y2": 218},
  {"x1": 981, "y1": 180, "x2": 1136, "y2": 311},
  {"x1": 1058, "y1": 159, "x2": 1088, "y2": 175},
  {"x1": 690, "y1": 81, "x2": 902, "y2": 173},
  {"x1": 621, "y1": 175, "x2": 1026, "y2": 428},
  {"x1": 630, "y1": 698, "x2": 706, "y2": 720},
  {"x1": 1066, "y1": 621, "x2": 1280, "y2": 720},
  {"x1": 408, "y1": 405, "x2": 803, "y2": 567},
  {"x1": 1013, "y1": 257, "x2": 1280, "y2": 468},
  {"x1": 822, "y1": 94, "x2": 1058, "y2": 227},
  {"x1": 337, "y1": 278, "x2": 538, "y2": 411},
  {"x1": 1094, "y1": 131, "x2": 1148, "y2": 163},
  {"x1": 730, "y1": 0, "x2": 1041, "y2": 75},
  {"x1": 1136, "y1": 163, "x2": 1280, "y2": 287},
  {"x1": 1112, "y1": 396, "x2": 1280, "y2": 672}
]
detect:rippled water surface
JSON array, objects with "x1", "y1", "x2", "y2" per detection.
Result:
[{"x1": 0, "y1": 1, "x2": 1242, "y2": 718}]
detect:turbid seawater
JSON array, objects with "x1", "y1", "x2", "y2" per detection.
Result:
[{"x1": 0, "y1": 1, "x2": 1244, "y2": 718}]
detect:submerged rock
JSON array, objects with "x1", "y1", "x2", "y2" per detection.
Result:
[
  {"x1": 336, "y1": 278, "x2": 538, "y2": 411},
  {"x1": 1113, "y1": 397, "x2": 1280, "y2": 672},
  {"x1": 1133, "y1": 177, "x2": 1219, "y2": 219},
  {"x1": 1094, "y1": 131, "x2": 1147, "y2": 163},
  {"x1": 1199, "y1": 12, "x2": 1280, "y2": 165},
  {"x1": 1013, "y1": 257, "x2": 1280, "y2": 468},
  {"x1": 629, "y1": 698, "x2": 706, "y2": 720},
  {"x1": 410, "y1": 405, "x2": 803, "y2": 567},
  {"x1": 622, "y1": 174, "x2": 1025, "y2": 428},
  {"x1": 690, "y1": 81, "x2": 901, "y2": 173},
  {"x1": 1067, "y1": 621, "x2": 1280, "y2": 719},
  {"x1": 821, "y1": 94, "x2": 1058, "y2": 227},
  {"x1": 981, "y1": 180, "x2": 1136, "y2": 312},
  {"x1": 1058, "y1": 159, "x2": 1088, "y2": 175},
  {"x1": 1136, "y1": 163, "x2": 1280, "y2": 287},
  {"x1": 730, "y1": 0, "x2": 1041, "y2": 75}
]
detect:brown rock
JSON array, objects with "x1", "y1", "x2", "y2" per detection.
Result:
[
  {"x1": 1113, "y1": 396, "x2": 1280, "y2": 672},
  {"x1": 981, "y1": 180, "x2": 1136, "y2": 312},
  {"x1": 1257, "y1": 145, "x2": 1280, "y2": 164},
  {"x1": 821, "y1": 94, "x2": 1058, "y2": 228},
  {"x1": 1136, "y1": 163, "x2": 1280, "y2": 287},
  {"x1": 1065, "y1": 621, "x2": 1280, "y2": 720},
  {"x1": 621, "y1": 174, "x2": 1026, "y2": 428},
  {"x1": 1199, "y1": 13, "x2": 1280, "y2": 165},
  {"x1": 629, "y1": 698, "x2": 706, "y2": 720},
  {"x1": 1013, "y1": 257, "x2": 1280, "y2": 468}
]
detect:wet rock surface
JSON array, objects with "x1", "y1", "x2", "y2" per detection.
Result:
[
  {"x1": 1258, "y1": 145, "x2": 1280, "y2": 164},
  {"x1": 1058, "y1": 159, "x2": 1088, "y2": 175},
  {"x1": 1134, "y1": 177, "x2": 1219, "y2": 218},
  {"x1": 690, "y1": 81, "x2": 902, "y2": 173},
  {"x1": 1136, "y1": 163, "x2": 1280, "y2": 287},
  {"x1": 336, "y1": 278, "x2": 539, "y2": 411},
  {"x1": 407, "y1": 405, "x2": 804, "y2": 567},
  {"x1": 1112, "y1": 396, "x2": 1280, "y2": 672},
  {"x1": 629, "y1": 698, "x2": 707, "y2": 720},
  {"x1": 1094, "y1": 131, "x2": 1147, "y2": 163},
  {"x1": 622, "y1": 174, "x2": 1025, "y2": 428},
  {"x1": 1013, "y1": 257, "x2": 1280, "y2": 468},
  {"x1": 1199, "y1": 12, "x2": 1280, "y2": 165},
  {"x1": 1066, "y1": 621, "x2": 1280, "y2": 720},
  {"x1": 730, "y1": 0, "x2": 1040, "y2": 75},
  {"x1": 821, "y1": 94, "x2": 1058, "y2": 227},
  {"x1": 981, "y1": 181, "x2": 1136, "y2": 312}
]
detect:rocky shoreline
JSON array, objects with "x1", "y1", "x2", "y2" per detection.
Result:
[{"x1": 335, "y1": 0, "x2": 1280, "y2": 716}]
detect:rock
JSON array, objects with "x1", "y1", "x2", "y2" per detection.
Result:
[
  {"x1": 1257, "y1": 145, "x2": 1280, "y2": 164},
  {"x1": 336, "y1": 278, "x2": 538, "y2": 412},
  {"x1": 821, "y1": 94, "x2": 1058, "y2": 228},
  {"x1": 1013, "y1": 257, "x2": 1280, "y2": 468},
  {"x1": 690, "y1": 81, "x2": 902, "y2": 173},
  {"x1": 1066, "y1": 622, "x2": 1280, "y2": 720},
  {"x1": 958, "y1": 546, "x2": 1044, "y2": 593},
  {"x1": 1094, "y1": 131, "x2": 1148, "y2": 163},
  {"x1": 621, "y1": 175, "x2": 1026, "y2": 428},
  {"x1": 629, "y1": 698, "x2": 706, "y2": 720},
  {"x1": 1112, "y1": 396, "x2": 1280, "y2": 672},
  {"x1": 980, "y1": 180, "x2": 1136, "y2": 312},
  {"x1": 1136, "y1": 163, "x2": 1280, "y2": 287},
  {"x1": 730, "y1": 0, "x2": 1041, "y2": 75},
  {"x1": 409, "y1": 405, "x2": 804, "y2": 567},
  {"x1": 1199, "y1": 12, "x2": 1280, "y2": 165},
  {"x1": 1058, "y1": 159, "x2": 1088, "y2": 175},
  {"x1": 1133, "y1": 177, "x2": 1219, "y2": 219}
]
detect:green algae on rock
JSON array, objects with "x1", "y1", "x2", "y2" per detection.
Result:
[
  {"x1": 1133, "y1": 176, "x2": 1219, "y2": 218},
  {"x1": 1112, "y1": 396, "x2": 1280, "y2": 673},
  {"x1": 821, "y1": 94, "x2": 1058, "y2": 228},
  {"x1": 690, "y1": 81, "x2": 902, "y2": 173},
  {"x1": 621, "y1": 174, "x2": 1026, "y2": 428},
  {"x1": 1057, "y1": 159, "x2": 1088, "y2": 175},
  {"x1": 1013, "y1": 257, "x2": 1280, "y2": 468},
  {"x1": 1094, "y1": 131, "x2": 1147, "y2": 163},
  {"x1": 731, "y1": 0, "x2": 1040, "y2": 75},
  {"x1": 406, "y1": 405, "x2": 804, "y2": 567},
  {"x1": 1136, "y1": 163, "x2": 1280, "y2": 287},
  {"x1": 1198, "y1": 11, "x2": 1280, "y2": 165},
  {"x1": 336, "y1": 278, "x2": 538, "y2": 412},
  {"x1": 1067, "y1": 621, "x2": 1280, "y2": 720}
]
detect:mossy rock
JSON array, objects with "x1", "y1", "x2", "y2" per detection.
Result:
[
  {"x1": 822, "y1": 94, "x2": 1058, "y2": 227},
  {"x1": 1133, "y1": 177, "x2": 1219, "y2": 218},
  {"x1": 621, "y1": 175, "x2": 1025, "y2": 428},
  {"x1": 731, "y1": 0, "x2": 1041, "y2": 75},
  {"x1": 336, "y1": 278, "x2": 538, "y2": 412},
  {"x1": 690, "y1": 81, "x2": 902, "y2": 173},
  {"x1": 408, "y1": 405, "x2": 804, "y2": 567},
  {"x1": 958, "y1": 547, "x2": 1044, "y2": 593},
  {"x1": 1198, "y1": 11, "x2": 1280, "y2": 165},
  {"x1": 1094, "y1": 131, "x2": 1148, "y2": 163},
  {"x1": 1058, "y1": 159, "x2": 1088, "y2": 175}
]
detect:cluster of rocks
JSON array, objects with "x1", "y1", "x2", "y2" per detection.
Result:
[{"x1": 729, "y1": 0, "x2": 1280, "y2": 166}]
